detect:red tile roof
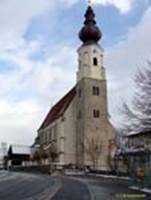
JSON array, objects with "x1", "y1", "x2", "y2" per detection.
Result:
[{"x1": 38, "y1": 86, "x2": 76, "y2": 130}]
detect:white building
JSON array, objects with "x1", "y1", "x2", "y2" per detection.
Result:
[
  {"x1": 37, "y1": 6, "x2": 115, "y2": 170},
  {"x1": 0, "y1": 142, "x2": 7, "y2": 169},
  {"x1": 8, "y1": 145, "x2": 31, "y2": 166}
]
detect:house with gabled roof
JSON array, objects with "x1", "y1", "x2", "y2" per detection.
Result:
[{"x1": 8, "y1": 145, "x2": 31, "y2": 166}]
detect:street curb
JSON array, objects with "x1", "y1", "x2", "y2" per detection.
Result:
[
  {"x1": 129, "y1": 186, "x2": 151, "y2": 194},
  {"x1": 88, "y1": 173, "x2": 130, "y2": 181}
]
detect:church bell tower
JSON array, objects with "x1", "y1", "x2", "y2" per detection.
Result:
[
  {"x1": 76, "y1": 6, "x2": 115, "y2": 169},
  {"x1": 77, "y1": 6, "x2": 105, "y2": 82}
]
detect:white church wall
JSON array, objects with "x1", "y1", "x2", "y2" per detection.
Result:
[
  {"x1": 62, "y1": 98, "x2": 76, "y2": 165},
  {"x1": 77, "y1": 44, "x2": 105, "y2": 81}
]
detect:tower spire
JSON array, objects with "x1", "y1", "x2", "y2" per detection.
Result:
[{"x1": 79, "y1": 4, "x2": 102, "y2": 44}]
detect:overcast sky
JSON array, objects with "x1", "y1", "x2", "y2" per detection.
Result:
[{"x1": 0, "y1": 0, "x2": 151, "y2": 146}]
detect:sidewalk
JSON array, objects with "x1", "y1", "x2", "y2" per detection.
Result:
[
  {"x1": 88, "y1": 173, "x2": 130, "y2": 180},
  {"x1": 130, "y1": 186, "x2": 151, "y2": 194},
  {"x1": 93, "y1": 173, "x2": 151, "y2": 194}
]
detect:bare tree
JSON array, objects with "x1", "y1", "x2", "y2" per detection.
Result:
[
  {"x1": 47, "y1": 143, "x2": 59, "y2": 174},
  {"x1": 48, "y1": 143, "x2": 59, "y2": 162},
  {"x1": 120, "y1": 62, "x2": 151, "y2": 133},
  {"x1": 39, "y1": 148, "x2": 48, "y2": 164},
  {"x1": 32, "y1": 150, "x2": 41, "y2": 164},
  {"x1": 81, "y1": 135, "x2": 102, "y2": 169}
]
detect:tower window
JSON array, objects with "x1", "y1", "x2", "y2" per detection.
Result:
[
  {"x1": 77, "y1": 110, "x2": 82, "y2": 119},
  {"x1": 79, "y1": 60, "x2": 81, "y2": 67},
  {"x1": 93, "y1": 110, "x2": 100, "y2": 118},
  {"x1": 93, "y1": 86, "x2": 100, "y2": 96},
  {"x1": 93, "y1": 57, "x2": 98, "y2": 66}
]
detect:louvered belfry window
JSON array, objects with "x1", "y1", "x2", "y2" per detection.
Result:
[
  {"x1": 93, "y1": 86, "x2": 100, "y2": 96},
  {"x1": 93, "y1": 110, "x2": 100, "y2": 118}
]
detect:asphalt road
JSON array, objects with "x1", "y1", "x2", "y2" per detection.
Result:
[
  {"x1": 0, "y1": 171, "x2": 151, "y2": 200},
  {"x1": 0, "y1": 171, "x2": 57, "y2": 200},
  {"x1": 0, "y1": 171, "x2": 90, "y2": 200},
  {"x1": 71, "y1": 175, "x2": 151, "y2": 200},
  {"x1": 51, "y1": 177, "x2": 90, "y2": 200}
]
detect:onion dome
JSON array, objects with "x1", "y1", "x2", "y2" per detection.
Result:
[{"x1": 79, "y1": 6, "x2": 102, "y2": 44}]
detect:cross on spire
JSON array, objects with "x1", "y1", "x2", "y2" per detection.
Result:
[{"x1": 88, "y1": 0, "x2": 92, "y2": 6}]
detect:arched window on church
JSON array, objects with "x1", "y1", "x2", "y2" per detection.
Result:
[
  {"x1": 93, "y1": 86, "x2": 100, "y2": 96},
  {"x1": 77, "y1": 110, "x2": 82, "y2": 119},
  {"x1": 93, "y1": 57, "x2": 98, "y2": 66},
  {"x1": 79, "y1": 60, "x2": 81, "y2": 67},
  {"x1": 93, "y1": 110, "x2": 100, "y2": 118}
]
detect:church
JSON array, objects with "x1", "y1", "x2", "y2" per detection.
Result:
[{"x1": 37, "y1": 5, "x2": 115, "y2": 170}]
